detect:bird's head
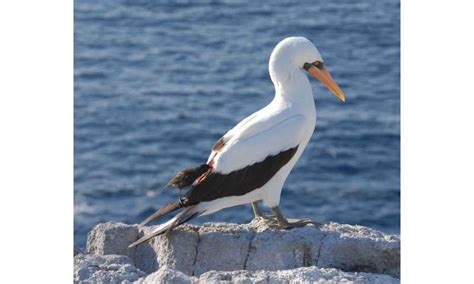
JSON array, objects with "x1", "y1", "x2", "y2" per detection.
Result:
[{"x1": 269, "y1": 37, "x2": 345, "y2": 102}]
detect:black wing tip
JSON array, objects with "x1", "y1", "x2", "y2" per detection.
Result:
[
  {"x1": 139, "y1": 200, "x2": 182, "y2": 227},
  {"x1": 128, "y1": 239, "x2": 143, "y2": 248},
  {"x1": 130, "y1": 207, "x2": 201, "y2": 248},
  {"x1": 128, "y1": 233, "x2": 158, "y2": 248},
  {"x1": 129, "y1": 223, "x2": 169, "y2": 248}
]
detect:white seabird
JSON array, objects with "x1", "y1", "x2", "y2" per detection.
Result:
[{"x1": 130, "y1": 36, "x2": 345, "y2": 247}]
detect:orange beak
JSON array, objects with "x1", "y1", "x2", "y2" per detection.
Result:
[{"x1": 307, "y1": 64, "x2": 346, "y2": 102}]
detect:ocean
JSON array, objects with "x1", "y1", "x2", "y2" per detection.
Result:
[{"x1": 75, "y1": 0, "x2": 400, "y2": 246}]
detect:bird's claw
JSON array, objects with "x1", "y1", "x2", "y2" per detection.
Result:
[
  {"x1": 254, "y1": 214, "x2": 276, "y2": 221},
  {"x1": 255, "y1": 216, "x2": 321, "y2": 229}
]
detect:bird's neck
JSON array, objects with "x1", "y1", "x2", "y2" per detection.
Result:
[{"x1": 273, "y1": 69, "x2": 315, "y2": 110}]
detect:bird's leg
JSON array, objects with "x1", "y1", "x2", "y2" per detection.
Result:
[
  {"x1": 252, "y1": 201, "x2": 274, "y2": 220},
  {"x1": 252, "y1": 201, "x2": 263, "y2": 218},
  {"x1": 268, "y1": 206, "x2": 321, "y2": 229}
]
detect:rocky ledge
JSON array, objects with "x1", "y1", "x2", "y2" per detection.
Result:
[{"x1": 75, "y1": 219, "x2": 400, "y2": 283}]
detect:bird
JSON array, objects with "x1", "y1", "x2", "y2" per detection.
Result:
[{"x1": 129, "y1": 36, "x2": 345, "y2": 248}]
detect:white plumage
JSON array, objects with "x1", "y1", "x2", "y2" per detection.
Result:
[
  {"x1": 129, "y1": 36, "x2": 345, "y2": 247},
  {"x1": 202, "y1": 37, "x2": 323, "y2": 210}
]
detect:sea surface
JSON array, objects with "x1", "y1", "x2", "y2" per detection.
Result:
[{"x1": 75, "y1": 0, "x2": 400, "y2": 246}]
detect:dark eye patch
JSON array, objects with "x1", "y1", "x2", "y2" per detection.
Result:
[{"x1": 303, "y1": 63, "x2": 312, "y2": 71}]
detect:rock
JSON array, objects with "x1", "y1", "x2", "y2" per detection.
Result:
[
  {"x1": 74, "y1": 243, "x2": 85, "y2": 256},
  {"x1": 138, "y1": 224, "x2": 199, "y2": 275},
  {"x1": 74, "y1": 254, "x2": 146, "y2": 283},
  {"x1": 135, "y1": 266, "x2": 197, "y2": 284},
  {"x1": 86, "y1": 220, "x2": 400, "y2": 278},
  {"x1": 86, "y1": 222, "x2": 138, "y2": 257},
  {"x1": 85, "y1": 221, "x2": 199, "y2": 274},
  {"x1": 245, "y1": 222, "x2": 324, "y2": 271},
  {"x1": 138, "y1": 265, "x2": 400, "y2": 284},
  {"x1": 318, "y1": 223, "x2": 400, "y2": 277},
  {"x1": 193, "y1": 223, "x2": 255, "y2": 276}
]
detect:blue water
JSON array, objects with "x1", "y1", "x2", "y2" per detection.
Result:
[{"x1": 75, "y1": 0, "x2": 399, "y2": 246}]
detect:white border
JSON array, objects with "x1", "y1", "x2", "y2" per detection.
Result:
[
  {"x1": 402, "y1": 0, "x2": 474, "y2": 281},
  {"x1": 0, "y1": 0, "x2": 73, "y2": 282}
]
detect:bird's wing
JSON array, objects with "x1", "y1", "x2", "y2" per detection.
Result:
[
  {"x1": 213, "y1": 114, "x2": 307, "y2": 173},
  {"x1": 207, "y1": 109, "x2": 263, "y2": 162},
  {"x1": 183, "y1": 114, "x2": 307, "y2": 206}
]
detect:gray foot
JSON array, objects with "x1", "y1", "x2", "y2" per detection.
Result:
[
  {"x1": 252, "y1": 203, "x2": 320, "y2": 229},
  {"x1": 275, "y1": 218, "x2": 320, "y2": 229},
  {"x1": 252, "y1": 201, "x2": 274, "y2": 220},
  {"x1": 265, "y1": 206, "x2": 321, "y2": 229}
]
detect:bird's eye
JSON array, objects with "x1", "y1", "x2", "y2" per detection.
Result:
[{"x1": 312, "y1": 61, "x2": 324, "y2": 70}]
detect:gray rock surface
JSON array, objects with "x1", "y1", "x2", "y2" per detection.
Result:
[
  {"x1": 193, "y1": 222, "x2": 256, "y2": 276},
  {"x1": 86, "y1": 219, "x2": 400, "y2": 279},
  {"x1": 137, "y1": 265, "x2": 400, "y2": 284},
  {"x1": 318, "y1": 223, "x2": 400, "y2": 277},
  {"x1": 74, "y1": 254, "x2": 146, "y2": 283},
  {"x1": 87, "y1": 222, "x2": 139, "y2": 257}
]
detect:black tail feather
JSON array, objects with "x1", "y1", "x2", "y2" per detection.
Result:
[
  {"x1": 130, "y1": 206, "x2": 202, "y2": 248},
  {"x1": 139, "y1": 200, "x2": 182, "y2": 226}
]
